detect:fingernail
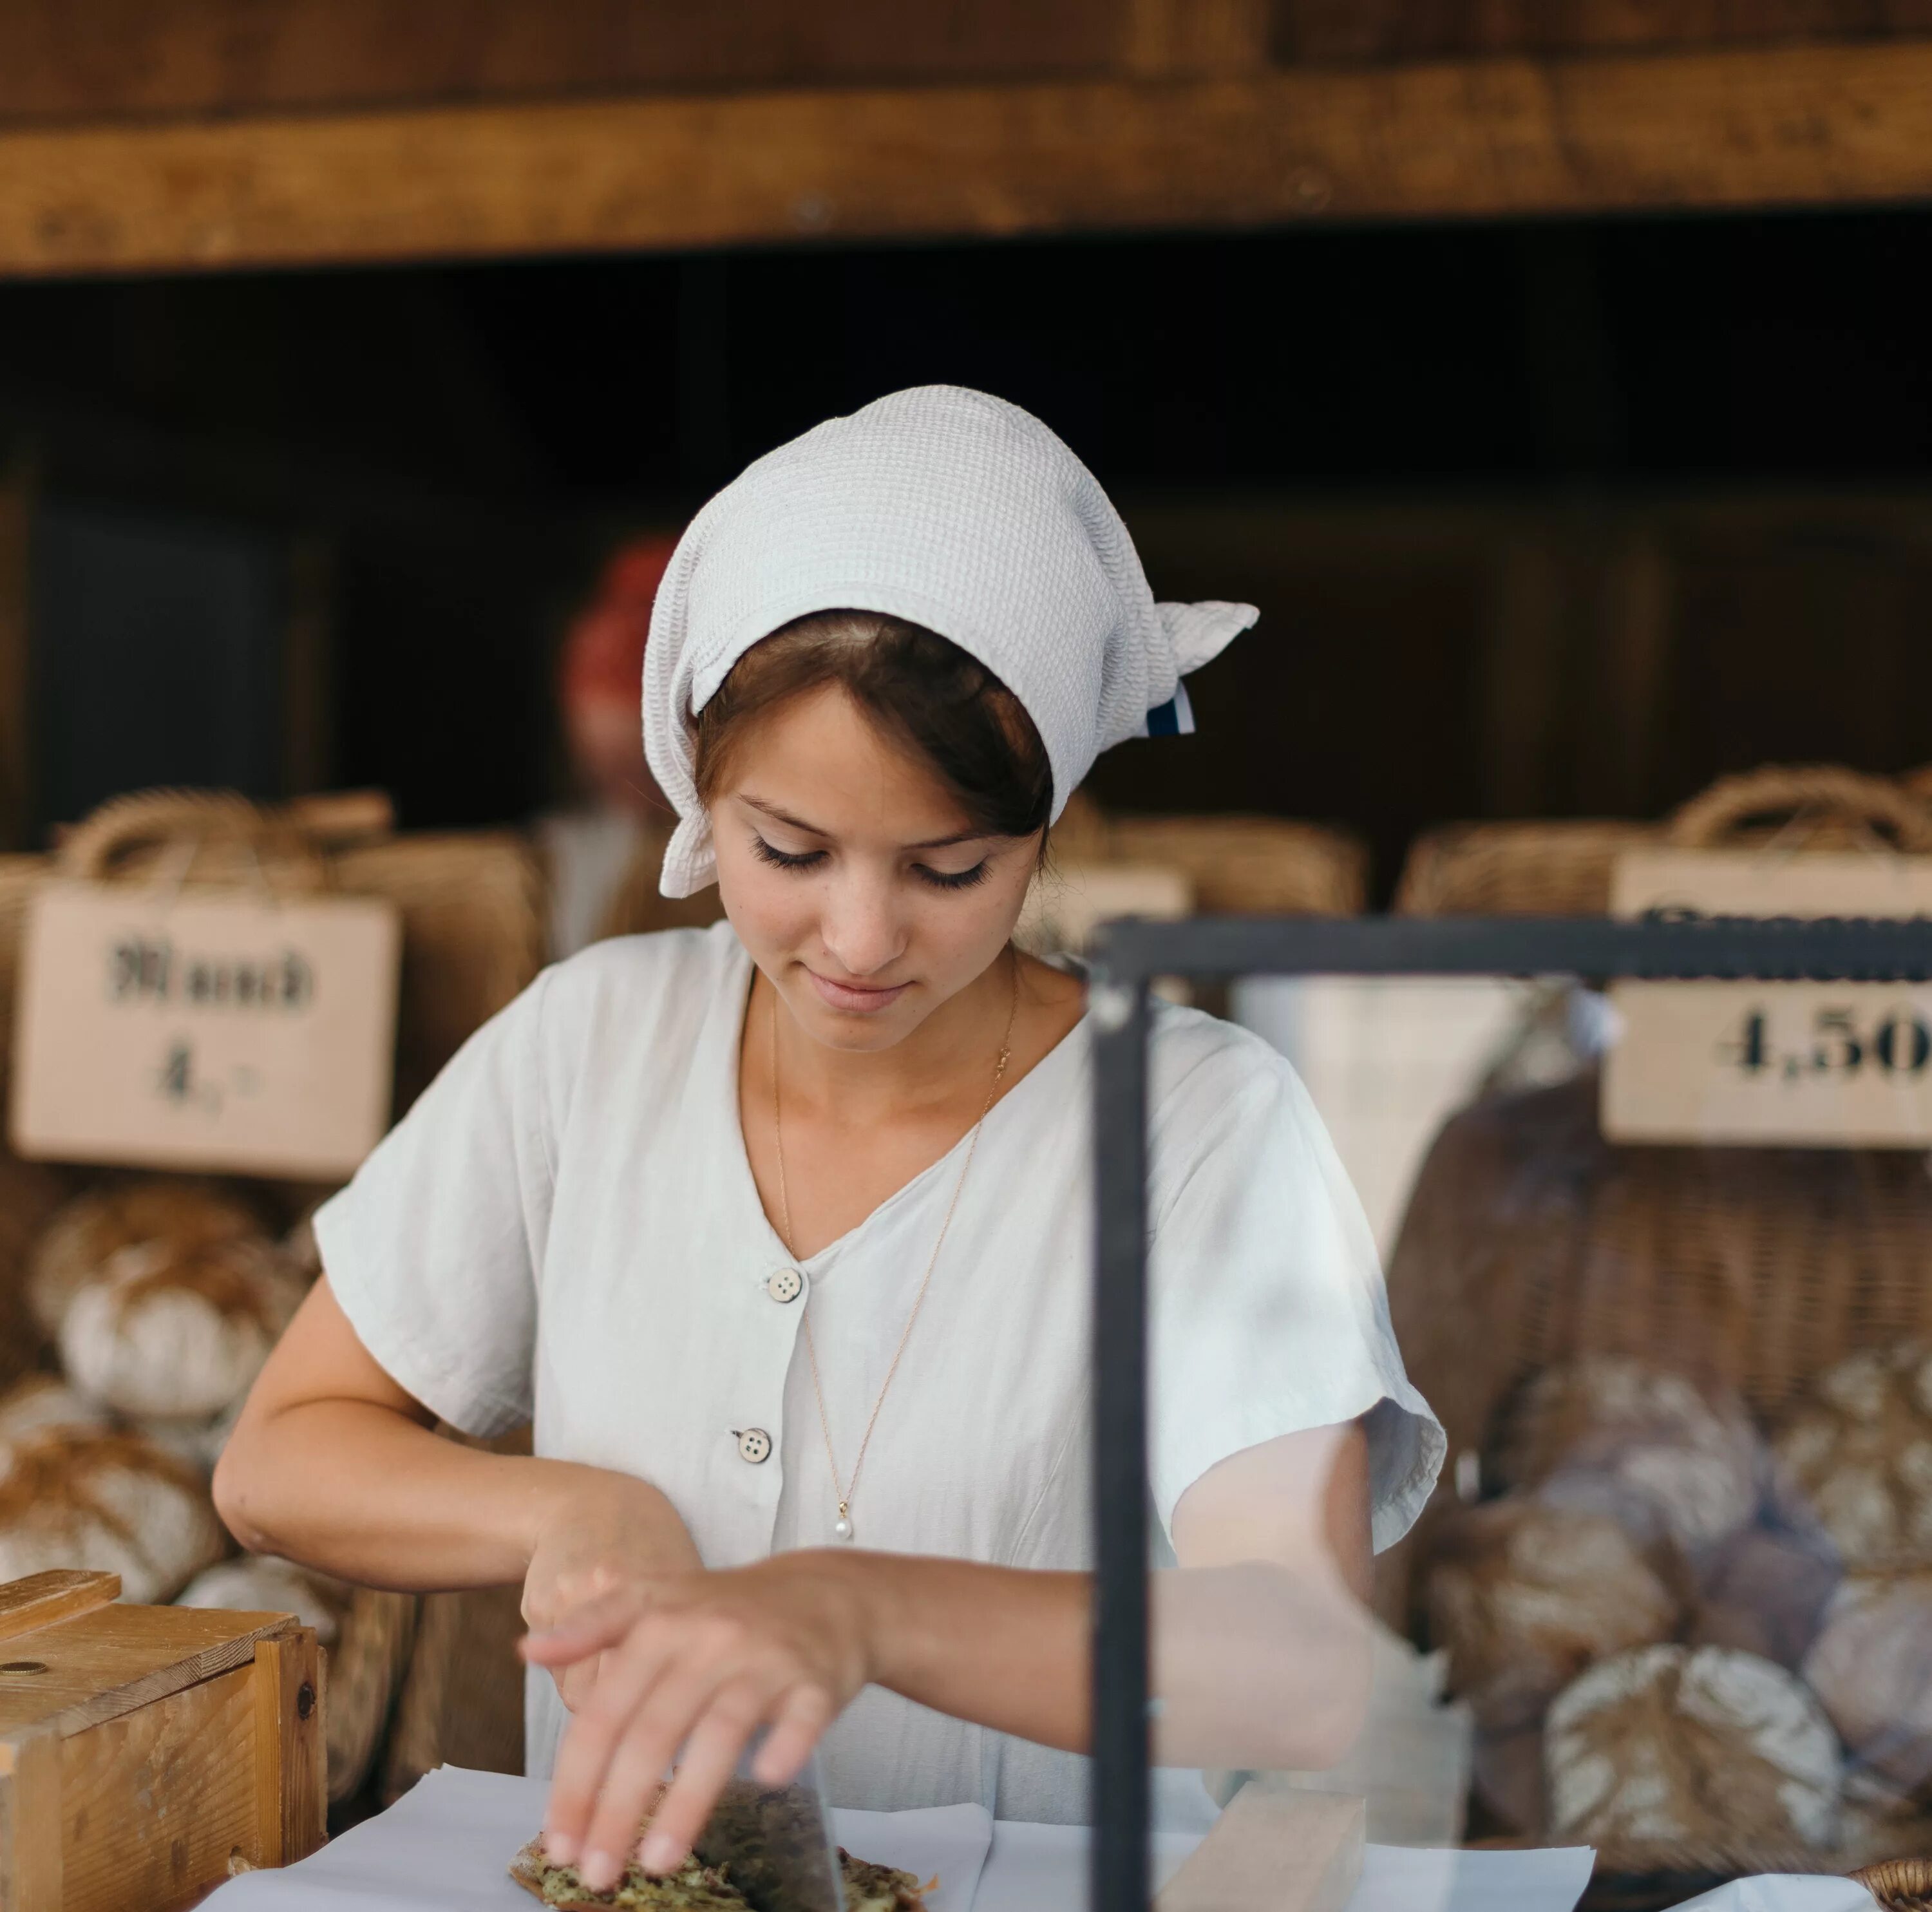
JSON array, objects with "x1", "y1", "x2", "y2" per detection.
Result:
[
  {"x1": 582, "y1": 1851, "x2": 619, "y2": 1891},
  {"x1": 639, "y1": 1832, "x2": 682, "y2": 1874},
  {"x1": 542, "y1": 1831, "x2": 578, "y2": 1866}
]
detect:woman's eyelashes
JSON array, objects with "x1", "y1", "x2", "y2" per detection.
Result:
[
  {"x1": 750, "y1": 834, "x2": 828, "y2": 872},
  {"x1": 913, "y1": 860, "x2": 991, "y2": 891},
  {"x1": 748, "y1": 833, "x2": 991, "y2": 891}
]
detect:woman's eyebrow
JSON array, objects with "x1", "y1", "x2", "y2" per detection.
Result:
[{"x1": 741, "y1": 796, "x2": 828, "y2": 835}]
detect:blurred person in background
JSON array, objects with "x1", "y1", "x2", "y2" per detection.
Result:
[{"x1": 538, "y1": 533, "x2": 723, "y2": 956}]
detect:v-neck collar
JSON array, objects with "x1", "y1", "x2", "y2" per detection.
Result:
[{"x1": 713, "y1": 934, "x2": 1090, "y2": 1272}]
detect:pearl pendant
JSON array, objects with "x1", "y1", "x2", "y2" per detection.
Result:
[{"x1": 833, "y1": 1511, "x2": 855, "y2": 1542}]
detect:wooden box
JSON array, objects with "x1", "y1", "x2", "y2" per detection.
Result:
[{"x1": 0, "y1": 1569, "x2": 324, "y2": 1912}]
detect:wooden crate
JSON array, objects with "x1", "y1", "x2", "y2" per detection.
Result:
[{"x1": 0, "y1": 1569, "x2": 323, "y2": 1912}]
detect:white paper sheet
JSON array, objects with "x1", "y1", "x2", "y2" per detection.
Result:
[
  {"x1": 977, "y1": 1821, "x2": 1593, "y2": 1912},
  {"x1": 200, "y1": 1765, "x2": 1595, "y2": 1912},
  {"x1": 1666, "y1": 1879, "x2": 1876, "y2": 1912},
  {"x1": 200, "y1": 1768, "x2": 992, "y2": 1912}
]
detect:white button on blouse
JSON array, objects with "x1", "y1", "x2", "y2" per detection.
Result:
[{"x1": 316, "y1": 923, "x2": 1442, "y2": 1826}]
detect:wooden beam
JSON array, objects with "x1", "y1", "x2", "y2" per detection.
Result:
[{"x1": 4, "y1": 36, "x2": 1932, "y2": 276}]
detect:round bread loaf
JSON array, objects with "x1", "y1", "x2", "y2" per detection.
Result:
[
  {"x1": 1545, "y1": 1643, "x2": 1841, "y2": 1855},
  {"x1": 1426, "y1": 1497, "x2": 1681, "y2": 1730},
  {"x1": 28, "y1": 1182, "x2": 262, "y2": 1337},
  {"x1": 0, "y1": 1425, "x2": 225, "y2": 1603},
  {"x1": 1497, "y1": 1357, "x2": 1761, "y2": 1557},
  {"x1": 1804, "y1": 1571, "x2": 1932, "y2": 1798},
  {"x1": 58, "y1": 1232, "x2": 303, "y2": 1421},
  {"x1": 178, "y1": 1556, "x2": 347, "y2": 1646},
  {"x1": 1775, "y1": 1345, "x2": 1932, "y2": 1571},
  {"x1": 0, "y1": 1374, "x2": 106, "y2": 1450}
]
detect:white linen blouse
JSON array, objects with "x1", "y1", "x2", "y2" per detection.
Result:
[{"x1": 314, "y1": 923, "x2": 1443, "y2": 1827}]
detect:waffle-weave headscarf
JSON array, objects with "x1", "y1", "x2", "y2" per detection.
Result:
[{"x1": 643, "y1": 385, "x2": 1258, "y2": 898}]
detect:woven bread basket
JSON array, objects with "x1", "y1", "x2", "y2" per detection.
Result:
[
  {"x1": 1854, "y1": 1856, "x2": 1932, "y2": 1909},
  {"x1": 1395, "y1": 764, "x2": 1932, "y2": 916},
  {"x1": 1051, "y1": 792, "x2": 1367, "y2": 916},
  {"x1": 1383, "y1": 1071, "x2": 1932, "y2": 1885}
]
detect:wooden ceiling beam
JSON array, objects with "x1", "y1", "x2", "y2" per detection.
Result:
[{"x1": 3, "y1": 36, "x2": 1931, "y2": 278}]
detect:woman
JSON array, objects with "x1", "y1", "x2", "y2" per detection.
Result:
[{"x1": 215, "y1": 386, "x2": 1442, "y2": 1895}]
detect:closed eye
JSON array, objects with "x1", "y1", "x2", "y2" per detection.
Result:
[
  {"x1": 914, "y1": 861, "x2": 990, "y2": 891},
  {"x1": 750, "y1": 835, "x2": 827, "y2": 873}
]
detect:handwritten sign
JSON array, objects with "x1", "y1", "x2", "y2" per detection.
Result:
[
  {"x1": 1600, "y1": 849, "x2": 1932, "y2": 1148},
  {"x1": 10, "y1": 881, "x2": 401, "y2": 1177}
]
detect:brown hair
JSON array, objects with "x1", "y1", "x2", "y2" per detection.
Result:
[{"x1": 691, "y1": 611, "x2": 1052, "y2": 840}]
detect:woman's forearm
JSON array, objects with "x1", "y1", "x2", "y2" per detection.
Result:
[
  {"x1": 853, "y1": 1553, "x2": 1092, "y2": 1751},
  {"x1": 837, "y1": 1551, "x2": 1368, "y2": 1772},
  {"x1": 213, "y1": 1397, "x2": 687, "y2": 1593}
]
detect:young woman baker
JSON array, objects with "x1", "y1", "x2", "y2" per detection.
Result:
[{"x1": 216, "y1": 386, "x2": 1443, "y2": 1895}]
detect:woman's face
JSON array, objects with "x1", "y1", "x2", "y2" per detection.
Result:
[{"x1": 711, "y1": 683, "x2": 1040, "y2": 1053}]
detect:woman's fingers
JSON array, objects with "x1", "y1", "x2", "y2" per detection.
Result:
[
  {"x1": 639, "y1": 1674, "x2": 788, "y2": 1872},
  {"x1": 748, "y1": 1682, "x2": 837, "y2": 1786},
  {"x1": 543, "y1": 1617, "x2": 680, "y2": 1868},
  {"x1": 560, "y1": 1623, "x2": 766, "y2": 1891}
]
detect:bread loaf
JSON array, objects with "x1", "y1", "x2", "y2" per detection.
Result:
[
  {"x1": 0, "y1": 1373, "x2": 106, "y2": 1449},
  {"x1": 1689, "y1": 1512, "x2": 1842, "y2": 1671},
  {"x1": 1775, "y1": 1345, "x2": 1932, "y2": 1571},
  {"x1": 28, "y1": 1182, "x2": 261, "y2": 1336},
  {"x1": 1426, "y1": 1497, "x2": 1680, "y2": 1731},
  {"x1": 1498, "y1": 1357, "x2": 1761, "y2": 1557},
  {"x1": 0, "y1": 1424, "x2": 225, "y2": 1603},
  {"x1": 1804, "y1": 1571, "x2": 1932, "y2": 1799},
  {"x1": 178, "y1": 1556, "x2": 347, "y2": 1647},
  {"x1": 1544, "y1": 1643, "x2": 1841, "y2": 1855},
  {"x1": 57, "y1": 1230, "x2": 303, "y2": 1421}
]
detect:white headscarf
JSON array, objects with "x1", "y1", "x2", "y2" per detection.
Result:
[{"x1": 643, "y1": 385, "x2": 1257, "y2": 898}]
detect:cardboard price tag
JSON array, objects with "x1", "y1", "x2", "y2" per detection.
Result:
[
  {"x1": 10, "y1": 881, "x2": 401, "y2": 1178},
  {"x1": 1601, "y1": 849, "x2": 1932, "y2": 1148}
]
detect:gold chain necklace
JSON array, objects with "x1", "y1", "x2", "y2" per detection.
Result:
[{"x1": 770, "y1": 954, "x2": 1019, "y2": 1544}]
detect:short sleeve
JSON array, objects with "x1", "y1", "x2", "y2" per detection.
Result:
[
  {"x1": 312, "y1": 967, "x2": 558, "y2": 1439},
  {"x1": 1146, "y1": 1021, "x2": 1444, "y2": 1553}
]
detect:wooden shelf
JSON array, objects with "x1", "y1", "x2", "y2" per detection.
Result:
[{"x1": 3, "y1": 35, "x2": 1931, "y2": 276}]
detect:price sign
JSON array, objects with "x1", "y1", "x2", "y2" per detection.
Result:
[
  {"x1": 1600, "y1": 849, "x2": 1932, "y2": 1148},
  {"x1": 10, "y1": 881, "x2": 401, "y2": 1177}
]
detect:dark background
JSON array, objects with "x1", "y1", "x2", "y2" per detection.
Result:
[{"x1": 5, "y1": 207, "x2": 1931, "y2": 894}]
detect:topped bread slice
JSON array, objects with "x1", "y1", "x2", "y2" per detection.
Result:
[
  {"x1": 509, "y1": 1838, "x2": 752, "y2": 1911},
  {"x1": 508, "y1": 1839, "x2": 930, "y2": 1912}
]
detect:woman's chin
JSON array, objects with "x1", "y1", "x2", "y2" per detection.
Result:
[{"x1": 781, "y1": 978, "x2": 929, "y2": 1050}]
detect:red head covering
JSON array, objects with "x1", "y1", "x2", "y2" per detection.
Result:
[{"x1": 560, "y1": 533, "x2": 679, "y2": 714}]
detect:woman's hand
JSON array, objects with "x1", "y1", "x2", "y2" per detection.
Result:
[
  {"x1": 523, "y1": 1468, "x2": 705, "y2": 1714},
  {"x1": 522, "y1": 1553, "x2": 875, "y2": 1895}
]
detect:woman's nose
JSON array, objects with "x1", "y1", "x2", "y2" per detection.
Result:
[{"x1": 819, "y1": 878, "x2": 907, "y2": 978}]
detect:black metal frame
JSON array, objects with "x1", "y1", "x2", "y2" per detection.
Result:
[{"x1": 1085, "y1": 913, "x2": 1932, "y2": 1912}]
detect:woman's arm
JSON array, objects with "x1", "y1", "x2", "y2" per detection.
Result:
[
  {"x1": 213, "y1": 1278, "x2": 700, "y2": 1597},
  {"x1": 529, "y1": 1421, "x2": 1372, "y2": 1891}
]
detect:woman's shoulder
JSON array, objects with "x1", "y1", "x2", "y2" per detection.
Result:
[{"x1": 1146, "y1": 998, "x2": 1300, "y2": 1110}]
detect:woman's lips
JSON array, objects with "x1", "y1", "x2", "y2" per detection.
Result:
[{"x1": 806, "y1": 969, "x2": 910, "y2": 1014}]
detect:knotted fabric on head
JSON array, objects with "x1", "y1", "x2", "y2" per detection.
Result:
[{"x1": 643, "y1": 385, "x2": 1258, "y2": 898}]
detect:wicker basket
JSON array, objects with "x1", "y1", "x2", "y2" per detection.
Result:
[
  {"x1": 1052, "y1": 793, "x2": 1367, "y2": 916},
  {"x1": 1381, "y1": 1066, "x2": 1932, "y2": 1880},
  {"x1": 8, "y1": 787, "x2": 544, "y2": 1807},
  {"x1": 1395, "y1": 764, "x2": 1932, "y2": 916},
  {"x1": 1855, "y1": 1856, "x2": 1932, "y2": 1909}
]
